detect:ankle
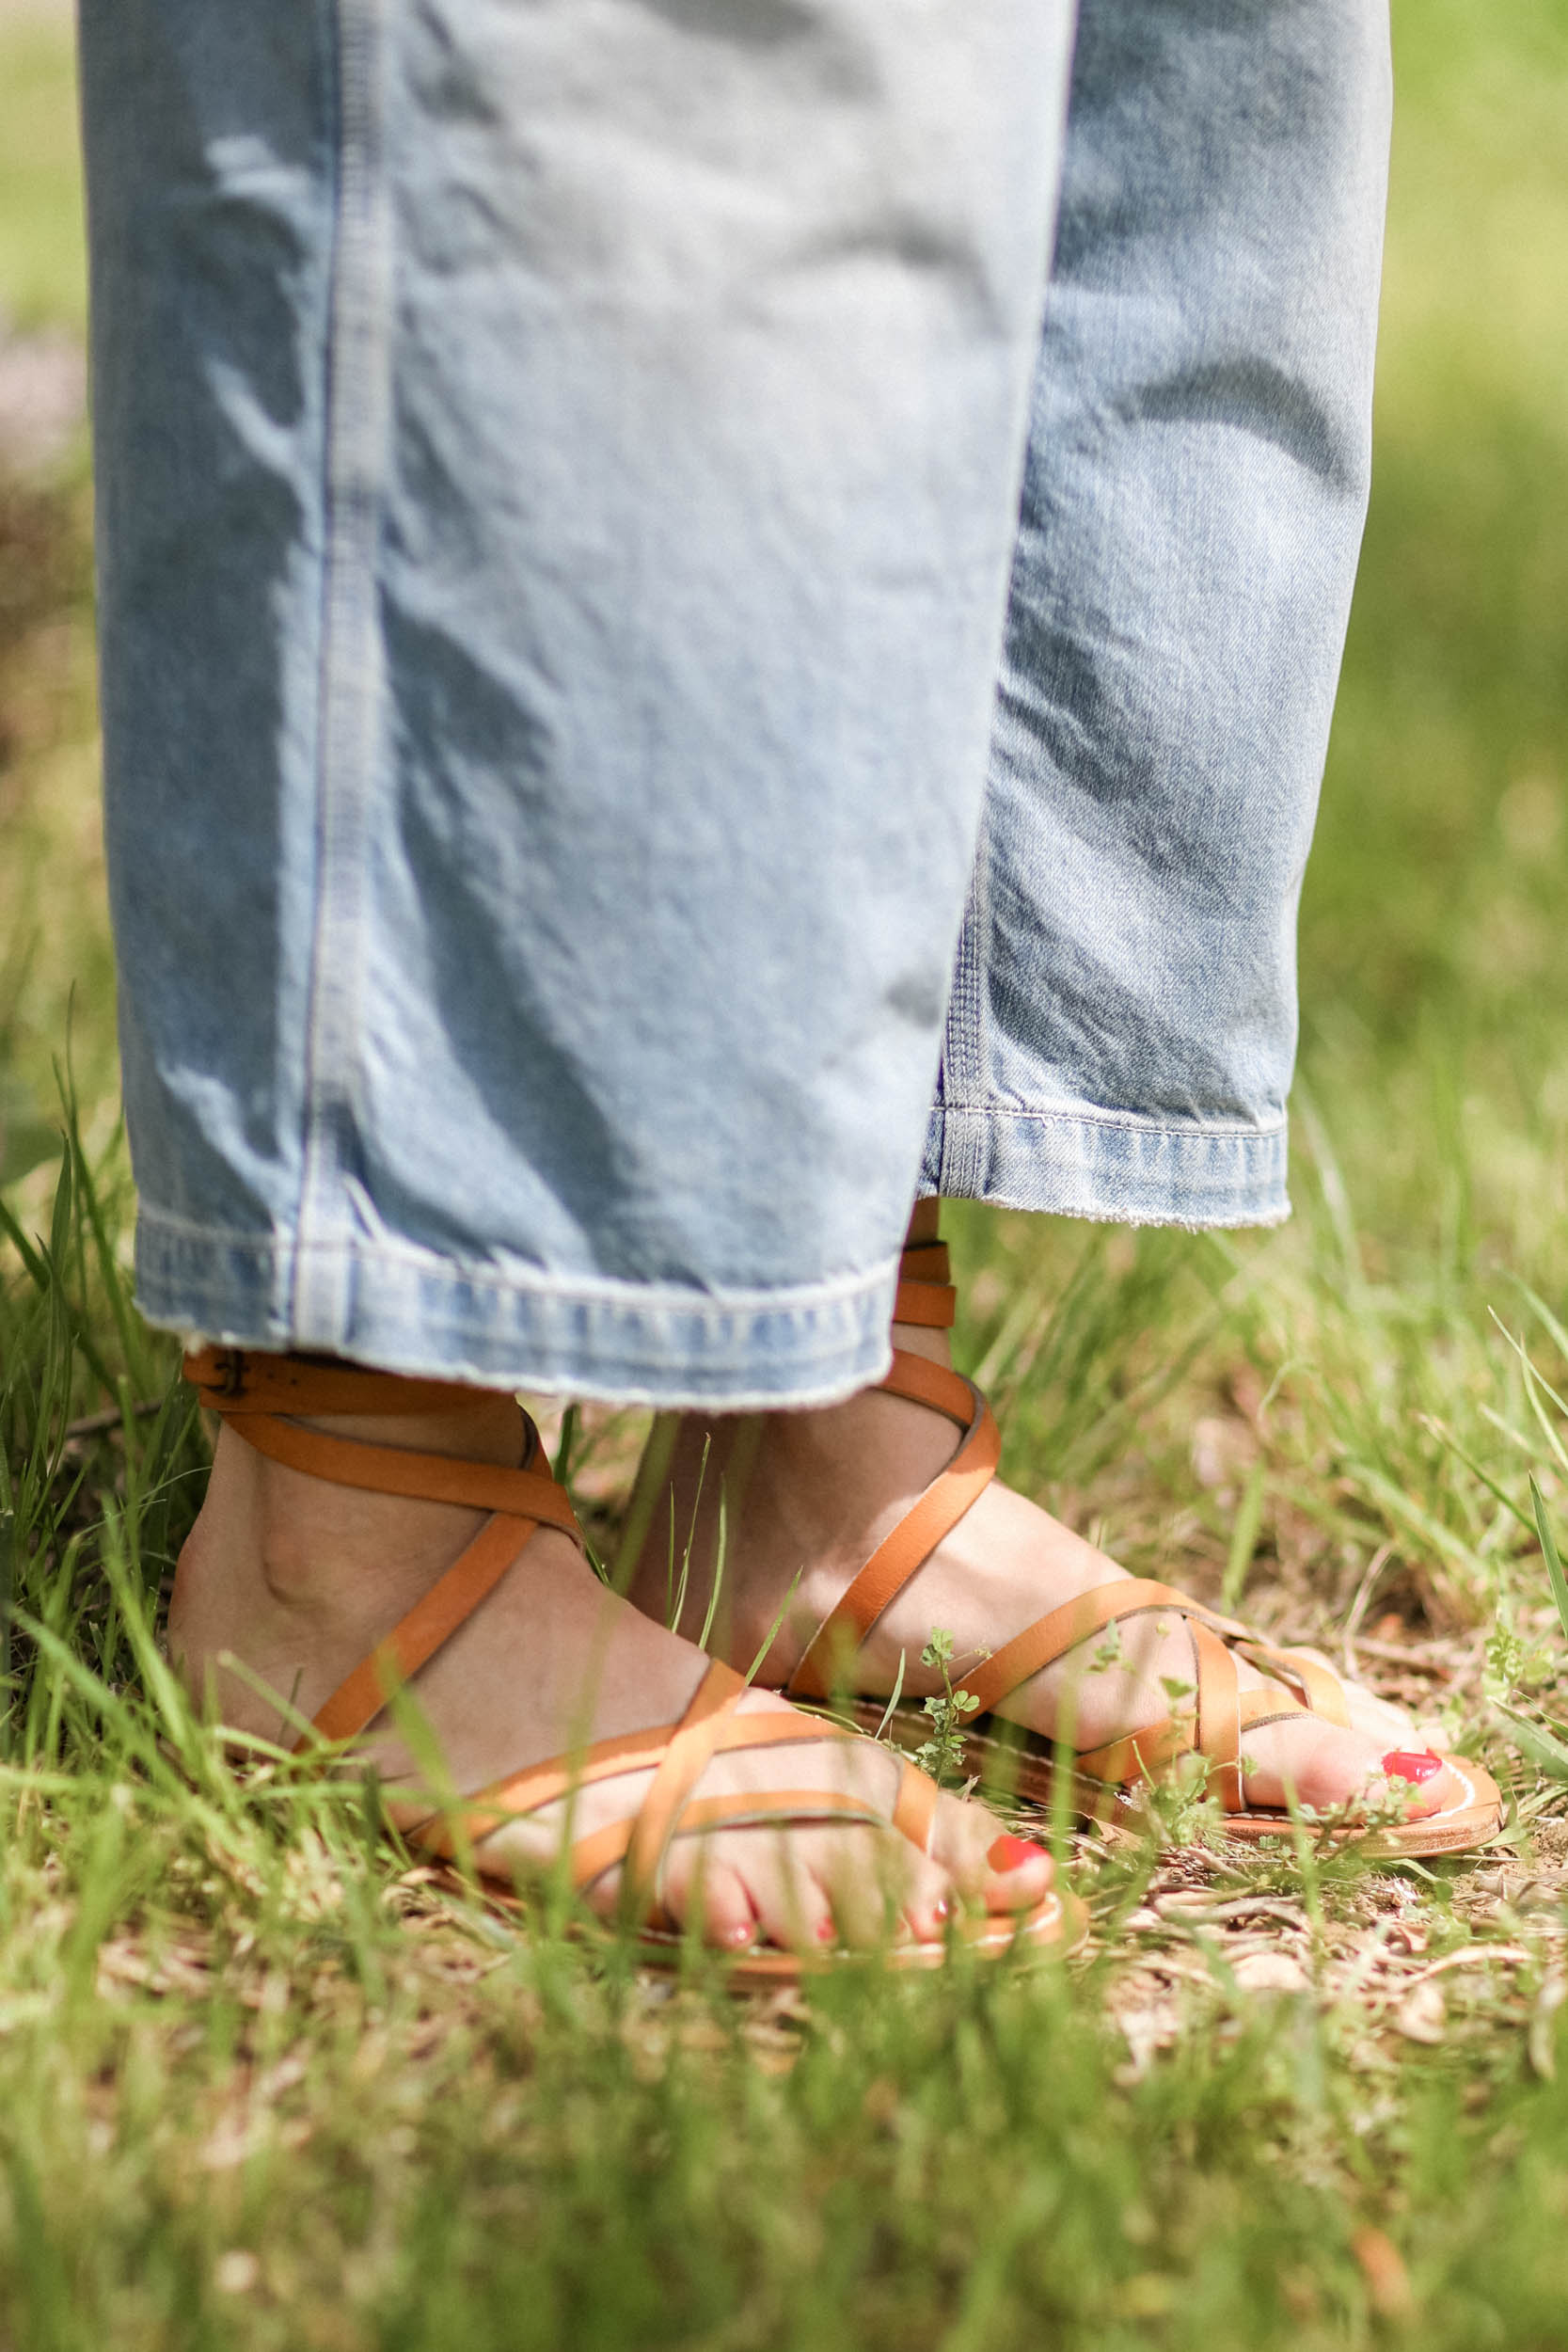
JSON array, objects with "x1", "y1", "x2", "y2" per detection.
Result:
[
  {"x1": 890, "y1": 1320, "x2": 952, "y2": 1371},
  {"x1": 179, "y1": 1390, "x2": 531, "y2": 1620},
  {"x1": 904, "y1": 1197, "x2": 942, "y2": 1248}
]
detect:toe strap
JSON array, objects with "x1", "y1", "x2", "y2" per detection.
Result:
[
  {"x1": 788, "y1": 1352, "x2": 1000, "y2": 1702},
  {"x1": 952, "y1": 1578, "x2": 1343, "y2": 1815},
  {"x1": 568, "y1": 1788, "x2": 892, "y2": 1904},
  {"x1": 412, "y1": 1669, "x2": 949, "y2": 1923},
  {"x1": 1236, "y1": 1641, "x2": 1353, "y2": 1729}
]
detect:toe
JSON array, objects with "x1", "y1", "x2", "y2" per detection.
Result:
[
  {"x1": 927, "y1": 1791, "x2": 1054, "y2": 1912},
  {"x1": 977, "y1": 1831, "x2": 1055, "y2": 1912},
  {"x1": 729, "y1": 1832, "x2": 837, "y2": 1956},
  {"x1": 816, "y1": 1827, "x2": 927, "y2": 1948},
  {"x1": 1240, "y1": 1717, "x2": 1459, "y2": 1820},
  {"x1": 1373, "y1": 1745, "x2": 1460, "y2": 1820},
  {"x1": 898, "y1": 1851, "x2": 963, "y2": 1946},
  {"x1": 661, "y1": 1853, "x2": 757, "y2": 1950}
]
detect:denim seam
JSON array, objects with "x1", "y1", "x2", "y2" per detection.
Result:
[
  {"x1": 136, "y1": 1200, "x2": 905, "y2": 1309},
  {"x1": 937, "y1": 806, "x2": 992, "y2": 1203},
  {"x1": 925, "y1": 1100, "x2": 1290, "y2": 1229},
  {"x1": 134, "y1": 1205, "x2": 901, "y2": 1409},
  {"x1": 973, "y1": 1104, "x2": 1288, "y2": 1140},
  {"x1": 291, "y1": 0, "x2": 393, "y2": 1351}
]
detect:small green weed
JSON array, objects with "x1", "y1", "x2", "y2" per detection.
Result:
[{"x1": 909, "y1": 1628, "x2": 982, "y2": 1788}]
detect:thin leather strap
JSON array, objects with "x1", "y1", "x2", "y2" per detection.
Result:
[
  {"x1": 894, "y1": 1238, "x2": 957, "y2": 1330},
  {"x1": 1236, "y1": 1692, "x2": 1311, "y2": 1735},
  {"x1": 894, "y1": 1282, "x2": 957, "y2": 1328},
  {"x1": 620, "y1": 1660, "x2": 749, "y2": 1915},
  {"x1": 787, "y1": 1359, "x2": 1000, "y2": 1701},
  {"x1": 1075, "y1": 1714, "x2": 1196, "y2": 1788},
  {"x1": 892, "y1": 1760, "x2": 939, "y2": 1852},
  {"x1": 900, "y1": 1241, "x2": 952, "y2": 1286},
  {"x1": 435, "y1": 1721, "x2": 696, "y2": 1849},
  {"x1": 302, "y1": 1509, "x2": 536, "y2": 1746},
  {"x1": 958, "y1": 1579, "x2": 1202, "y2": 1719},
  {"x1": 1237, "y1": 1642, "x2": 1353, "y2": 1730},
  {"x1": 1192, "y1": 1619, "x2": 1242, "y2": 1811},
  {"x1": 421, "y1": 1708, "x2": 890, "y2": 1863},
  {"x1": 185, "y1": 1345, "x2": 479, "y2": 1419},
  {"x1": 210, "y1": 1408, "x2": 581, "y2": 1533},
  {"x1": 567, "y1": 1788, "x2": 886, "y2": 1899},
  {"x1": 784, "y1": 1232, "x2": 1367, "y2": 1791},
  {"x1": 879, "y1": 1349, "x2": 980, "y2": 1427},
  {"x1": 194, "y1": 1352, "x2": 586, "y2": 1750},
  {"x1": 667, "y1": 1789, "x2": 888, "y2": 1840}
]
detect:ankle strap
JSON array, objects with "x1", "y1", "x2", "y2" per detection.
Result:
[
  {"x1": 894, "y1": 1239, "x2": 956, "y2": 1329},
  {"x1": 184, "y1": 1345, "x2": 490, "y2": 1419},
  {"x1": 182, "y1": 1346, "x2": 585, "y2": 1751},
  {"x1": 183, "y1": 1345, "x2": 581, "y2": 1528}
]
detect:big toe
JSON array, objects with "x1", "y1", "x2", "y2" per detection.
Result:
[
  {"x1": 1242, "y1": 1717, "x2": 1458, "y2": 1821},
  {"x1": 927, "y1": 1790, "x2": 1056, "y2": 1913}
]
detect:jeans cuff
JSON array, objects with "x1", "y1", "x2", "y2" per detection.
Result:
[
  {"x1": 134, "y1": 1205, "x2": 899, "y2": 1408},
  {"x1": 920, "y1": 1103, "x2": 1290, "y2": 1229}
]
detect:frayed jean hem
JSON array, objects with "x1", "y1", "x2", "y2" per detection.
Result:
[
  {"x1": 921, "y1": 1104, "x2": 1291, "y2": 1230},
  {"x1": 135, "y1": 1207, "x2": 899, "y2": 1410}
]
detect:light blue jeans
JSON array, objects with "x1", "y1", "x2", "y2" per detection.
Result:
[{"x1": 81, "y1": 0, "x2": 1390, "y2": 1407}]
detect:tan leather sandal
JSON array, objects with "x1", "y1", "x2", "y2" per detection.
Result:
[
  {"x1": 772, "y1": 1242, "x2": 1501, "y2": 1861},
  {"x1": 183, "y1": 1346, "x2": 1086, "y2": 1981}
]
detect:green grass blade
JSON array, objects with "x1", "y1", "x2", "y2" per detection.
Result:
[
  {"x1": 1221, "y1": 1463, "x2": 1267, "y2": 1612},
  {"x1": 1530, "y1": 1474, "x2": 1568, "y2": 1647},
  {"x1": 1495, "y1": 1703, "x2": 1568, "y2": 1783}
]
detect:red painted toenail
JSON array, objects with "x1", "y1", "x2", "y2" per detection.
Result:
[
  {"x1": 816, "y1": 1919, "x2": 838, "y2": 1944},
  {"x1": 988, "y1": 1835, "x2": 1043, "y2": 1873},
  {"x1": 1382, "y1": 1749, "x2": 1444, "y2": 1785},
  {"x1": 933, "y1": 1895, "x2": 954, "y2": 1923}
]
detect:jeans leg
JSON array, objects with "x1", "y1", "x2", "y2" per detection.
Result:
[
  {"x1": 924, "y1": 0, "x2": 1392, "y2": 1227},
  {"x1": 82, "y1": 0, "x2": 1077, "y2": 1404}
]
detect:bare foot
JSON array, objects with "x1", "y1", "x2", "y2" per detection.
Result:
[
  {"x1": 624, "y1": 1331, "x2": 1461, "y2": 1828},
  {"x1": 169, "y1": 1391, "x2": 1055, "y2": 1955}
]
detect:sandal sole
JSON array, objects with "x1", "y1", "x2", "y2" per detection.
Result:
[{"x1": 432, "y1": 1862, "x2": 1089, "y2": 1983}]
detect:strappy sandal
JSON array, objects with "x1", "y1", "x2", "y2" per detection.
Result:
[
  {"x1": 182, "y1": 1346, "x2": 1086, "y2": 1980},
  {"x1": 773, "y1": 1243, "x2": 1501, "y2": 1860}
]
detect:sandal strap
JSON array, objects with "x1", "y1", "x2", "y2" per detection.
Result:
[
  {"x1": 409, "y1": 1682, "x2": 943, "y2": 1910},
  {"x1": 586, "y1": 1737, "x2": 941, "y2": 1904},
  {"x1": 1237, "y1": 1641, "x2": 1353, "y2": 1729},
  {"x1": 779, "y1": 1213, "x2": 1364, "y2": 1813},
  {"x1": 185, "y1": 1348, "x2": 579, "y2": 1530},
  {"x1": 428, "y1": 1704, "x2": 881, "y2": 1851},
  {"x1": 895, "y1": 1239, "x2": 957, "y2": 1329},
  {"x1": 892, "y1": 1756, "x2": 939, "y2": 1851},
  {"x1": 188, "y1": 1346, "x2": 961, "y2": 1918},
  {"x1": 958, "y1": 1578, "x2": 1203, "y2": 1717},
  {"x1": 185, "y1": 1345, "x2": 481, "y2": 1419},
  {"x1": 1195, "y1": 1618, "x2": 1243, "y2": 1810},
  {"x1": 566, "y1": 1788, "x2": 890, "y2": 1902},
  {"x1": 621, "y1": 1658, "x2": 749, "y2": 1913},
  {"x1": 958, "y1": 1577, "x2": 1325, "y2": 1813},
  {"x1": 964, "y1": 1580, "x2": 1335, "y2": 1813},
  {"x1": 184, "y1": 1345, "x2": 584, "y2": 1746},
  {"x1": 306, "y1": 1510, "x2": 537, "y2": 1745},
  {"x1": 785, "y1": 1349, "x2": 1000, "y2": 1701}
]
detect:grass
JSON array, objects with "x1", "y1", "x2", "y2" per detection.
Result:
[
  {"x1": 0, "y1": 16, "x2": 85, "y2": 336},
  {"x1": 5, "y1": 2, "x2": 1568, "y2": 2344}
]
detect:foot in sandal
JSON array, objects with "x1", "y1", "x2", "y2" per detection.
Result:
[
  {"x1": 625, "y1": 1215, "x2": 1500, "y2": 1858},
  {"x1": 169, "y1": 1350, "x2": 1083, "y2": 1976}
]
